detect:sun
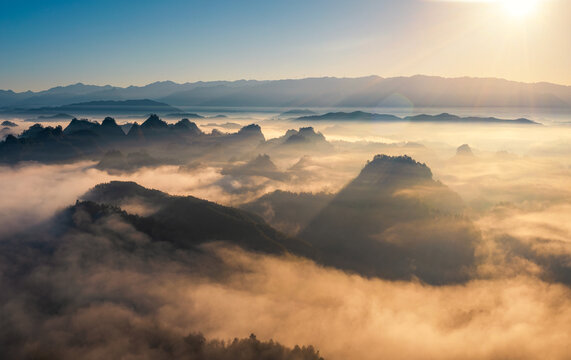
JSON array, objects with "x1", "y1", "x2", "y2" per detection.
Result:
[{"x1": 500, "y1": 0, "x2": 541, "y2": 18}]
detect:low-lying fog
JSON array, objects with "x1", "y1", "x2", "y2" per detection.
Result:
[{"x1": 1, "y1": 110, "x2": 571, "y2": 359}]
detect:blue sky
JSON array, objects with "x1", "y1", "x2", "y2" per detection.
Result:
[{"x1": 1, "y1": 0, "x2": 569, "y2": 91}]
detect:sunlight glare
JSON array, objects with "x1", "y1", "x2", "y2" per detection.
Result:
[{"x1": 500, "y1": 0, "x2": 541, "y2": 18}]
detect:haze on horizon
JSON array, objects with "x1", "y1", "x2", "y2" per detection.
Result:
[{"x1": 1, "y1": 0, "x2": 570, "y2": 92}]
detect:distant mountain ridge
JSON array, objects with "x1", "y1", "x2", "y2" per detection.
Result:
[
  {"x1": 297, "y1": 111, "x2": 540, "y2": 124},
  {"x1": 2, "y1": 75, "x2": 571, "y2": 109},
  {"x1": 22, "y1": 99, "x2": 180, "y2": 114}
]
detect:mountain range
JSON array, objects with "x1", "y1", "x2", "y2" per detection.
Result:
[
  {"x1": 0, "y1": 114, "x2": 266, "y2": 164},
  {"x1": 22, "y1": 99, "x2": 181, "y2": 114},
  {"x1": 296, "y1": 111, "x2": 540, "y2": 124},
  {"x1": 5, "y1": 156, "x2": 482, "y2": 286},
  {"x1": 2, "y1": 75, "x2": 571, "y2": 109}
]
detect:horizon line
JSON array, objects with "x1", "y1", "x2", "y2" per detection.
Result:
[{"x1": 4, "y1": 74, "x2": 571, "y2": 94}]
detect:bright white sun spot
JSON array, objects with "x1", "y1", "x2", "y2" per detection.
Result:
[{"x1": 500, "y1": 0, "x2": 541, "y2": 18}]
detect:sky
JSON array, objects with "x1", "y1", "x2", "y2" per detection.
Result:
[{"x1": 0, "y1": 0, "x2": 570, "y2": 92}]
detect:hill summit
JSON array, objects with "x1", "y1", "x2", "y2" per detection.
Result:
[{"x1": 300, "y1": 154, "x2": 478, "y2": 285}]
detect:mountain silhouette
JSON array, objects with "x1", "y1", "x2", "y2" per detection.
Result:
[
  {"x1": 1, "y1": 121, "x2": 17, "y2": 127},
  {"x1": 241, "y1": 190, "x2": 334, "y2": 236},
  {"x1": 297, "y1": 111, "x2": 401, "y2": 122},
  {"x1": 234, "y1": 123, "x2": 265, "y2": 140},
  {"x1": 61, "y1": 117, "x2": 126, "y2": 142},
  {"x1": 2, "y1": 76, "x2": 571, "y2": 108},
  {"x1": 140, "y1": 113, "x2": 169, "y2": 129},
  {"x1": 284, "y1": 127, "x2": 329, "y2": 145},
  {"x1": 98, "y1": 117, "x2": 127, "y2": 137},
  {"x1": 4, "y1": 75, "x2": 571, "y2": 109},
  {"x1": 456, "y1": 144, "x2": 474, "y2": 157},
  {"x1": 0, "y1": 115, "x2": 265, "y2": 164},
  {"x1": 278, "y1": 109, "x2": 317, "y2": 118},
  {"x1": 164, "y1": 112, "x2": 204, "y2": 119},
  {"x1": 171, "y1": 118, "x2": 202, "y2": 135},
  {"x1": 63, "y1": 118, "x2": 99, "y2": 134},
  {"x1": 95, "y1": 150, "x2": 161, "y2": 173},
  {"x1": 262, "y1": 127, "x2": 332, "y2": 154},
  {"x1": 22, "y1": 99, "x2": 181, "y2": 115},
  {"x1": 221, "y1": 154, "x2": 288, "y2": 181},
  {"x1": 0, "y1": 179, "x2": 324, "y2": 359},
  {"x1": 298, "y1": 111, "x2": 540, "y2": 124},
  {"x1": 133, "y1": 114, "x2": 170, "y2": 139},
  {"x1": 80, "y1": 181, "x2": 315, "y2": 257},
  {"x1": 25, "y1": 113, "x2": 75, "y2": 122},
  {"x1": 404, "y1": 113, "x2": 539, "y2": 124},
  {"x1": 300, "y1": 155, "x2": 479, "y2": 285}
]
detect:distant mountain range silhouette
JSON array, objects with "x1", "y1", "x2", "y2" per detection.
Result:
[
  {"x1": 1, "y1": 75, "x2": 571, "y2": 108},
  {"x1": 297, "y1": 111, "x2": 540, "y2": 124},
  {"x1": 26, "y1": 113, "x2": 76, "y2": 122},
  {"x1": 18, "y1": 99, "x2": 180, "y2": 114}
]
